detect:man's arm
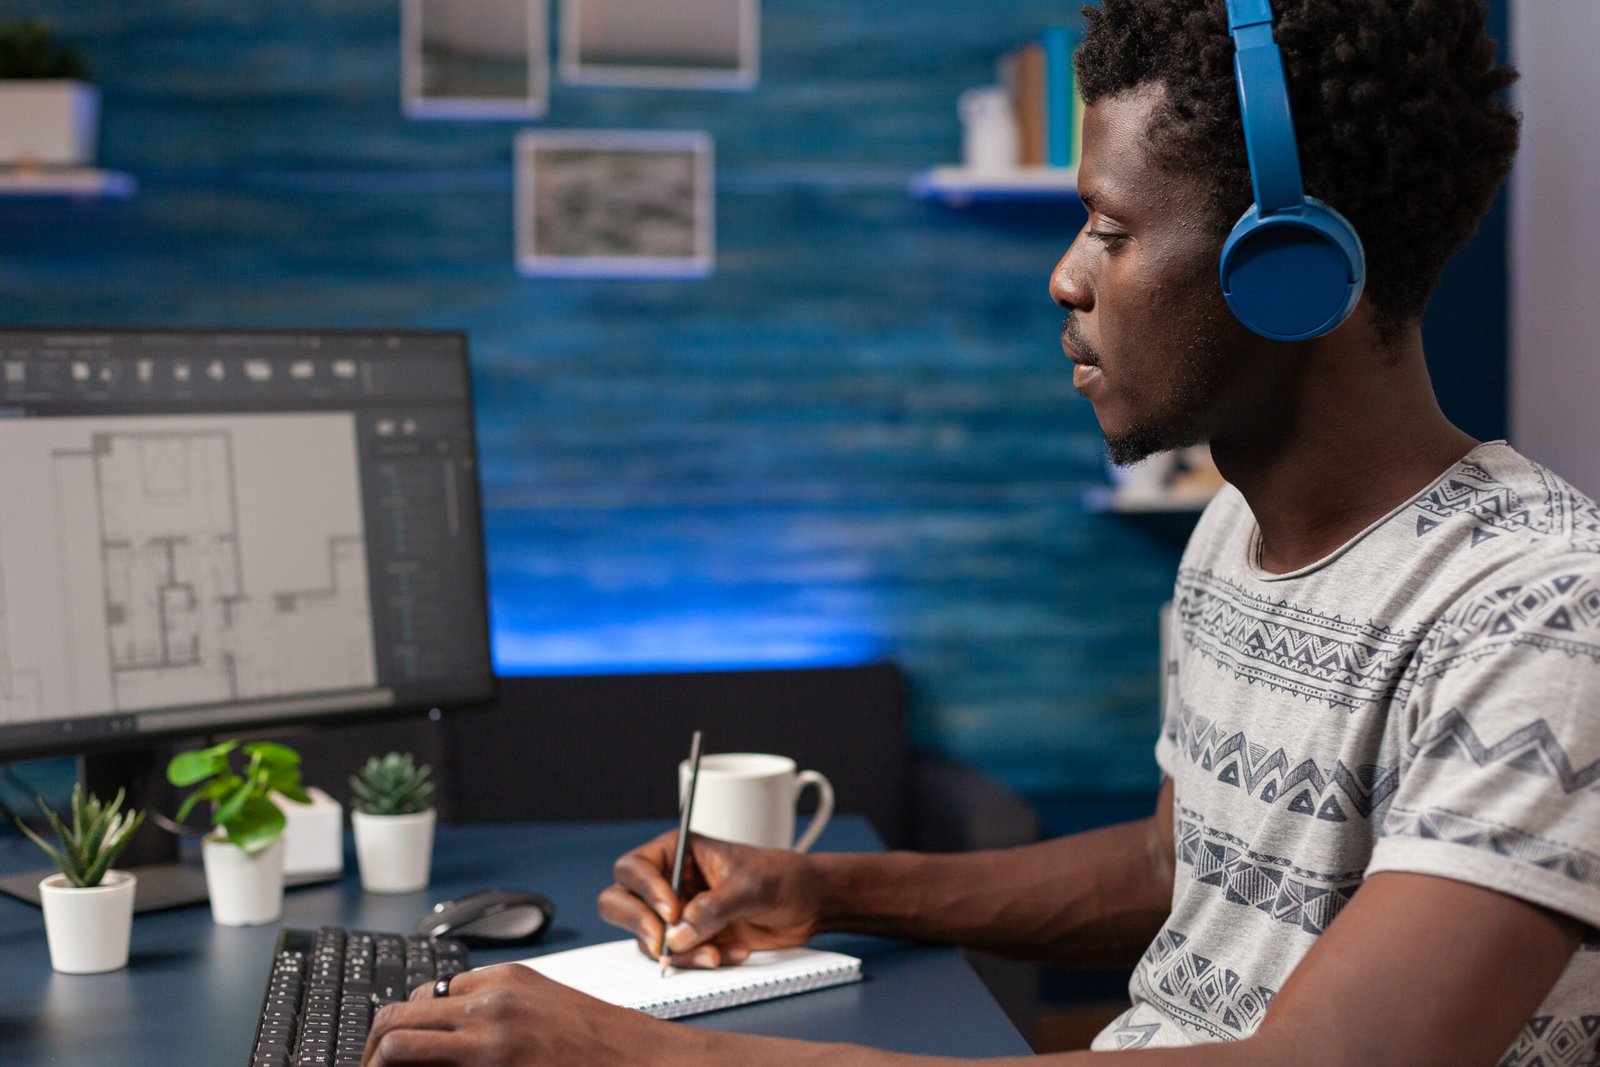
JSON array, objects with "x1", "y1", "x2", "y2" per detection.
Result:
[
  {"x1": 363, "y1": 868, "x2": 1583, "y2": 1067},
  {"x1": 599, "y1": 778, "x2": 1176, "y2": 970},
  {"x1": 809, "y1": 777, "x2": 1175, "y2": 967}
]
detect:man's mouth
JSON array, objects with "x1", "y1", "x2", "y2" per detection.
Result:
[
  {"x1": 1062, "y1": 317, "x2": 1102, "y2": 392},
  {"x1": 1061, "y1": 316, "x2": 1100, "y2": 367}
]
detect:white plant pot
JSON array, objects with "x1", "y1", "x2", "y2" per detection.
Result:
[
  {"x1": 352, "y1": 808, "x2": 436, "y2": 893},
  {"x1": 38, "y1": 870, "x2": 136, "y2": 974},
  {"x1": 0, "y1": 80, "x2": 100, "y2": 166},
  {"x1": 202, "y1": 834, "x2": 286, "y2": 927}
]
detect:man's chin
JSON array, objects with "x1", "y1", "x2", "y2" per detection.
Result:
[{"x1": 1103, "y1": 422, "x2": 1203, "y2": 468}]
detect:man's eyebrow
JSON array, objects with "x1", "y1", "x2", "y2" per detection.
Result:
[{"x1": 1080, "y1": 191, "x2": 1098, "y2": 212}]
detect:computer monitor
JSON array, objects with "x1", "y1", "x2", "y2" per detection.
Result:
[{"x1": 0, "y1": 328, "x2": 494, "y2": 905}]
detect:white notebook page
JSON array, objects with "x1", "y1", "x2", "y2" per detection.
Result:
[{"x1": 509, "y1": 938, "x2": 862, "y2": 1020}]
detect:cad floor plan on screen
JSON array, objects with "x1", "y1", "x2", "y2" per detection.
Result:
[{"x1": 0, "y1": 412, "x2": 378, "y2": 726}]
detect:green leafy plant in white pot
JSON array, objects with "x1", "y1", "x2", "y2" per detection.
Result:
[
  {"x1": 350, "y1": 752, "x2": 436, "y2": 893},
  {"x1": 167, "y1": 740, "x2": 310, "y2": 926},
  {"x1": 0, "y1": 20, "x2": 99, "y2": 166},
  {"x1": 14, "y1": 785, "x2": 144, "y2": 973}
]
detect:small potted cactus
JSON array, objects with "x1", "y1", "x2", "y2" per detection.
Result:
[
  {"x1": 167, "y1": 739, "x2": 311, "y2": 926},
  {"x1": 0, "y1": 19, "x2": 99, "y2": 166},
  {"x1": 14, "y1": 785, "x2": 144, "y2": 973},
  {"x1": 350, "y1": 752, "x2": 437, "y2": 893}
]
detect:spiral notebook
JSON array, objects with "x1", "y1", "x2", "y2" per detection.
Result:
[{"x1": 512, "y1": 939, "x2": 862, "y2": 1020}]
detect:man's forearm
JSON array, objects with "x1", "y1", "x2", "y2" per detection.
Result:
[{"x1": 805, "y1": 810, "x2": 1173, "y2": 969}]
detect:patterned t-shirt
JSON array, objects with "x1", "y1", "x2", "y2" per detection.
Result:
[{"x1": 1091, "y1": 442, "x2": 1600, "y2": 1062}]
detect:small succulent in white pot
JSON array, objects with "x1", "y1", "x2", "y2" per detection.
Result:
[
  {"x1": 350, "y1": 752, "x2": 436, "y2": 893},
  {"x1": 15, "y1": 785, "x2": 144, "y2": 973}
]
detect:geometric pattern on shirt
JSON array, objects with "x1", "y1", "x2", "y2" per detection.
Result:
[
  {"x1": 1134, "y1": 928, "x2": 1277, "y2": 1041},
  {"x1": 1419, "y1": 573, "x2": 1600, "y2": 681},
  {"x1": 1408, "y1": 462, "x2": 1538, "y2": 544},
  {"x1": 1176, "y1": 807, "x2": 1365, "y2": 935},
  {"x1": 1532, "y1": 461, "x2": 1600, "y2": 554},
  {"x1": 1379, "y1": 804, "x2": 1600, "y2": 890},
  {"x1": 1176, "y1": 568, "x2": 1426, "y2": 709},
  {"x1": 1101, "y1": 1006, "x2": 1164, "y2": 1051},
  {"x1": 1409, "y1": 458, "x2": 1600, "y2": 556},
  {"x1": 1168, "y1": 703, "x2": 1399, "y2": 821},
  {"x1": 1497, "y1": 1013, "x2": 1600, "y2": 1067},
  {"x1": 1405, "y1": 709, "x2": 1600, "y2": 795}
]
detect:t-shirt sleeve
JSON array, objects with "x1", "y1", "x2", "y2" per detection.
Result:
[{"x1": 1368, "y1": 553, "x2": 1600, "y2": 934}]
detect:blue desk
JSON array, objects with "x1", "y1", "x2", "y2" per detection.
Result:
[{"x1": 0, "y1": 817, "x2": 1030, "y2": 1064}]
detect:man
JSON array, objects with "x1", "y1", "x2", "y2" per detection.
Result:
[{"x1": 364, "y1": 2, "x2": 1600, "y2": 1063}]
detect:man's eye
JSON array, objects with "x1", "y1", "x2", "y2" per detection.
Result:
[{"x1": 1086, "y1": 230, "x2": 1129, "y2": 247}]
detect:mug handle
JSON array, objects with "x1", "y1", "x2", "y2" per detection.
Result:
[{"x1": 791, "y1": 770, "x2": 834, "y2": 853}]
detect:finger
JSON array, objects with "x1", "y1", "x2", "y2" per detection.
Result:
[
  {"x1": 667, "y1": 876, "x2": 754, "y2": 954},
  {"x1": 664, "y1": 942, "x2": 723, "y2": 969},
  {"x1": 429, "y1": 962, "x2": 526, "y2": 999},
  {"x1": 612, "y1": 834, "x2": 684, "y2": 924},
  {"x1": 364, "y1": 1026, "x2": 476, "y2": 1067},
  {"x1": 597, "y1": 882, "x2": 667, "y2": 956}
]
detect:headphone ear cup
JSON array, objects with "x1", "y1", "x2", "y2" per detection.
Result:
[{"x1": 1220, "y1": 199, "x2": 1366, "y2": 341}]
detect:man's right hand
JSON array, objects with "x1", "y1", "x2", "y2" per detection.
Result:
[{"x1": 597, "y1": 831, "x2": 824, "y2": 968}]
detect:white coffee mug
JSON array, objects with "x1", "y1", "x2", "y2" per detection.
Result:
[{"x1": 679, "y1": 753, "x2": 834, "y2": 852}]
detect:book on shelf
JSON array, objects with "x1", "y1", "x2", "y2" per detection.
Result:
[
  {"x1": 996, "y1": 26, "x2": 1083, "y2": 172},
  {"x1": 1000, "y1": 41, "x2": 1045, "y2": 167}
]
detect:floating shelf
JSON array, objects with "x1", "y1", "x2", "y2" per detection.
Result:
[
  {"x1": 0, "y1": 167, "x2": 137, "y2": 199},
  {"x1": 1083, "y1": 484, "x2": 1218, "y2": 514},
  {"x1": 910, "y1": 165, "x2": 1078, "y2": 205}
]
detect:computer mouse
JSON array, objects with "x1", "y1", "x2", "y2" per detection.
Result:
[{"x1": 416, "y1": 888, "x2": 556, "y2": 947}]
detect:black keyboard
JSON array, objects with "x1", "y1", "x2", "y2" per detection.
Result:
[{"x1": 249, "y1": 926, "x2": 470, "y2": 1067}]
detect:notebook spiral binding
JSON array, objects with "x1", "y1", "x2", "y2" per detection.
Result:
[{"x1": 638, "y1": 959, "x2": 863, "y2": 1020}]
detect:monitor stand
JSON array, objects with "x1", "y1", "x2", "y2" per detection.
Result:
[{"x1": 0, "y1": 744, "x2": 338, "y2": 914}]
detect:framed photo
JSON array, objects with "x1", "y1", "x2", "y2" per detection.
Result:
[
  {"x1": 515, "y1": 130, "x2": 715, "y2": 278},
  {"x1": 403, "y1": 0, "x2": 549, "y2": 119},
  {"x1": 560, "y1": 0, "x2": 758, "y2": 90}
]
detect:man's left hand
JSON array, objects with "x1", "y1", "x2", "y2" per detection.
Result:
[{"x1": 361, "y1": 963, "x2": 683, "y2": 1067}]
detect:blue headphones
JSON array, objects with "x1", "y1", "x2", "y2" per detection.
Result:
[{"x1": 1221, "y1": 0, "x2": 1365, "y2": 341}]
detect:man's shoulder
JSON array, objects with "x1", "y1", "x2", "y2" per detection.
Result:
[{"x1": 1403, "y1": 442, "x2": 1600, "y2": 559}]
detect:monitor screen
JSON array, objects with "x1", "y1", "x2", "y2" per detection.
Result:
[{"x1": 0, "y1": 328, "x2": 493, "y2": 760}]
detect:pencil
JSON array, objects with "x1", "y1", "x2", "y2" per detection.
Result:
[{"x1": 660, "y1": 729, "x2": 703, "y2": 976}]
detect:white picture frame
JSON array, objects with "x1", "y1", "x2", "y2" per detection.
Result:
[
  {"x1": 403, "y1": 0, "x2": 549, "y2": 119},
  {"x1": 560, "y1": 0, "x2": 758, "y2": 90},
  {"x1": 515, "y1": 129, "x2": 715, "y2": 278}
]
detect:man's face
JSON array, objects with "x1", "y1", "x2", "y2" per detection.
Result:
[{"x1": 1051, "y1": 86, "x2": 1261, "y2": 466}]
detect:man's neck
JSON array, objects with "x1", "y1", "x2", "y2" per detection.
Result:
[{"x1": 1210, "y1": 327, "x2": 1480, "y2": 575}]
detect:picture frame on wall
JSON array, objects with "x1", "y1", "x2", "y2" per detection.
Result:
[
  {"x1": 560, "y1": 0, "x2": 758, "y2": 90},
  {"x1": 403, "y1": 0, "x2": 549, "y2": 119},
  {"x1": 515, "y1": 130, "x2": 715, "y2": 278}
]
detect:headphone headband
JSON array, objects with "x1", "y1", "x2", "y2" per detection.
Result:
[
  {"x1": 1218, "y1": 0, "x2": 1366, "y2": 341},
  {"x1": 1227, "y1": 0, "x2": 1306, "y2": 214}
]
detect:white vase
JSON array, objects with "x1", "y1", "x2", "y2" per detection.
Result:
[
  {"x1": 352, "y1": 808, "x2": 436, "y2": 893},
  {"x1": 0, "y1": 80, "x2": 100, "y2": 165},
  {"x1": 38, "y1": 870, "x2": 136, "y2": 974},
  {"x1": 201, "y1": 834, "x2": 286, "y2": 926}
]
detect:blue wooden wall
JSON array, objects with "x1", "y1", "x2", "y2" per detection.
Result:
[{"x1": 0, "y1": 0, "x2": 1508, "y2": 810}]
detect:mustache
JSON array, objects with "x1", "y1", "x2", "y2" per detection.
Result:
[{"x1": 1062, "y1": 315, "x2": 1100, "y2": 365}]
